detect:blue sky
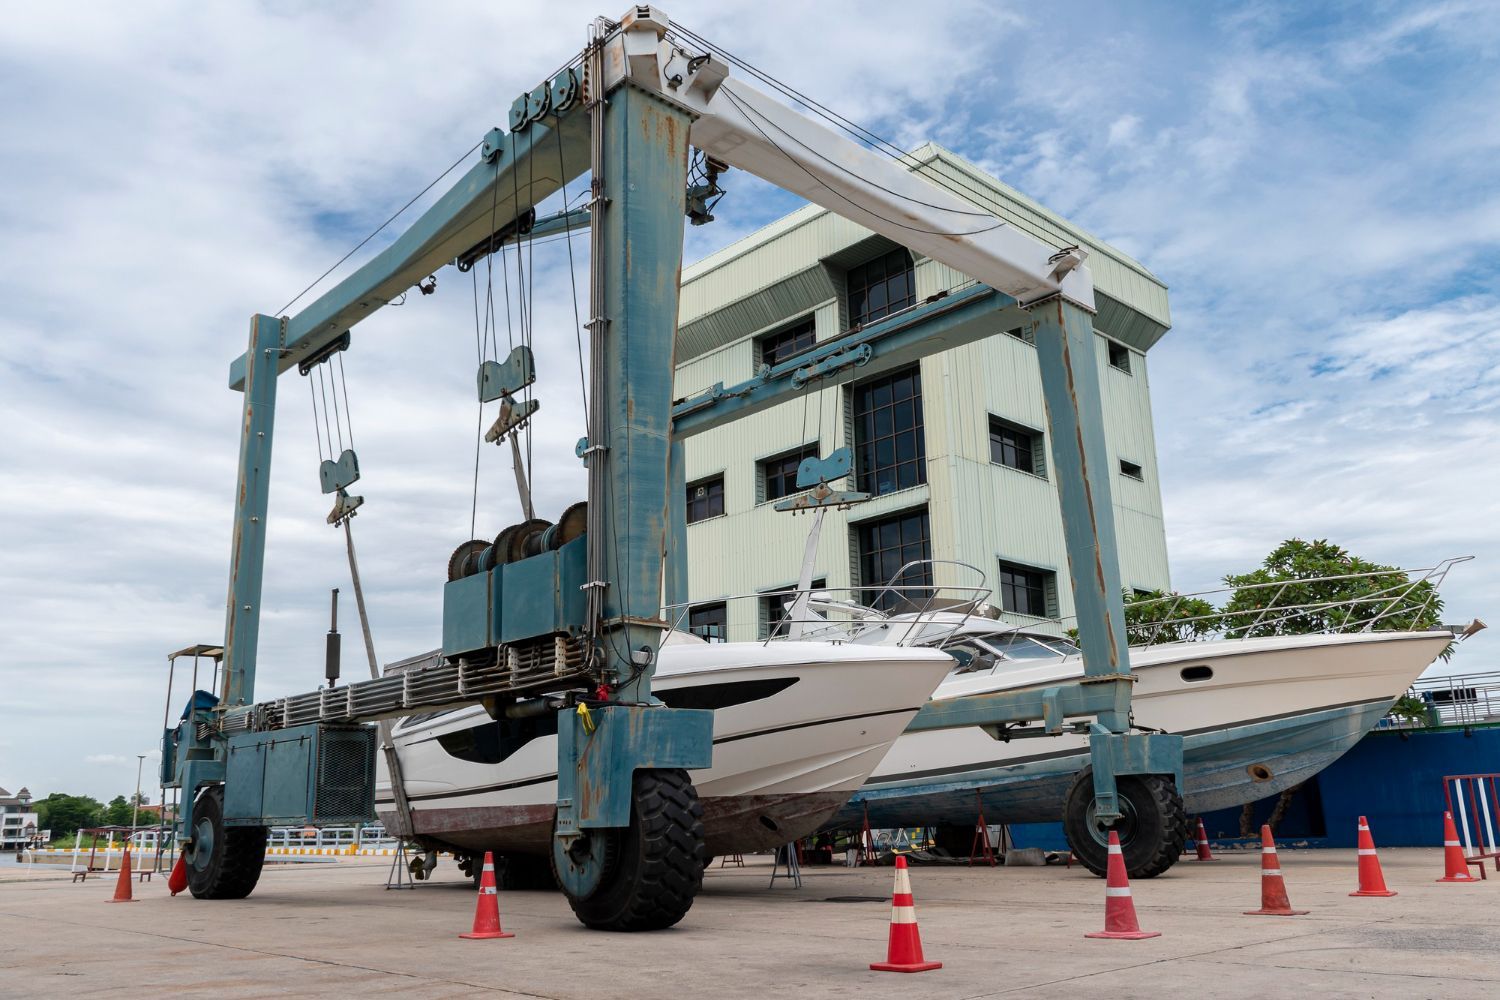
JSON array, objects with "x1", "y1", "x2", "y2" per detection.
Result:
[{"x1": 1, "y1": 1, "x2": 1496, "y2": 801}]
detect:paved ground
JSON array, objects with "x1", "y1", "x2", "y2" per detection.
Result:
[{"x1": 2, "y1": 847, "x2": 1497, "y2": 998}]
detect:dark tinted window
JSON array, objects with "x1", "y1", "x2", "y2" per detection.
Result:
[
  {"x1": 853, "y1": 366, "x2": 925, "y2": 495},
  {"x1": 437, "y1": 712, "x2": 558, "y2": 765},
  {"x1": 686, "y1": 475, "x2": 724, "y2": 523},
  {"x1": 688, "y1": 601, "x2": 727, "y2": 643},
  {"x1": 759, "y1": 316, "x2": 817, "y2": 368},
  {"x1": 999, "y1": 562, "x2": 1051, "y2": 618},
  {"x1": 857, "y1": 508, "x2": 933, "y2": 612},
  {"x1": 989, "y1": 418, "x2": 1041, "y2": 475},
  {"x1": 761, "y1": 446, "x2": 816, "y2": 503},
  {"x1": 847, "y1": 248, "x2": 915, "y2": 327},
  {"x1": 656, "y1": 677, "x2": 799, "y2": 711}
]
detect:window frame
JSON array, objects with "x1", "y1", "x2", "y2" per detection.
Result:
[
  {"x1": 757, "y1": 444, "x2": 819, "y2": 504},
  {"x1": 687, "y1": 601, "x2": 728, "y2": 643},
  {"x1": 685, "y1": 473, "x2": 726, "y2": 524},
  {"x1": 758, "y1": 577, "x2": 827, "y2": 639},
  {"x1": 988, "y1": 415, "x2": 1046, "y2": 479},
  {"x1": 855, "y1": 506, "x2": 933, "y2": 613},
  {"x1": 1119, "y1": 458, "x2": 1144, "y2": 481},
  {"x1": 998, "y1": 560, "x2": 1056, "y2": 619},
  {"x1": 846, "y1": 248, "x2": 916, "y2": 328},
  {"x1": 1107, "y1": 340, "x2": 1133, "y2": 374},
  {"x1": 757, "y1": 315, "x2": 818, "y2": 370},
  {"x1": 851, "y1": 365, "x2": 926, "y2": 496}
]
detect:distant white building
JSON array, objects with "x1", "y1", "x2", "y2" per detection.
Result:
[
  {"x1": 673, "y1": 143, "x2": 1172, "y2": 641},
  {"x1": 0, "y1": 786, "x2": 41, "y2": 848}
]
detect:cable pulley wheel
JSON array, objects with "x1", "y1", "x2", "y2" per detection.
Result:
[
  {"x1": 554, "y1": 501, "x2": 588, "y2": 548},
  {"x1": 447, "y1": 539, "x2": 491, "y2": 581},
  {"x1": 495, "y1": 518, "x2": 552, "y2": 565}
]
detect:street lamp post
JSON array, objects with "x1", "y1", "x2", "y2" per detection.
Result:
[{"x1": 131, "y1": 754, "x2": 147, "y2": 833}]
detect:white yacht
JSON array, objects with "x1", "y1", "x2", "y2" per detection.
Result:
[{"x1": 375, "y1": 636, "x2": 955, "y2": 871}]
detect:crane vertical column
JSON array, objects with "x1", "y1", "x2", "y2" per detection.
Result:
[
  {"x1": 221, "y1": 313, "x2": 281, "y2": 708},
  {"x1": 1030, "y1": 294, "x2": 1178, "y2": 820}
]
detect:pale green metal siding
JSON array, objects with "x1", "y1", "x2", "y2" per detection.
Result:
[{"x1": 674, "y1": 143, "x2": 1172, "y2": 640}]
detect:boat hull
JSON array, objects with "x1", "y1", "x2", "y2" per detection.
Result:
[
  {"x1": 375, "y1": 642, "x2": 953, "y2": 858},
  {"x1": 834, "y1": 630, "x2": 1448, "y2": 829}
]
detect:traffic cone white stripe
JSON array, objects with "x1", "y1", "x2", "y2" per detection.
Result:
[
  {"x1": 1357, "y1": 849, "x2": 1376, "y2": 856},
  {"x1": 1108, "y1": 844, "x2": 1122, "y2": 855},
  {"x1": 1104, "y1": 887, "x2": 1132, "y2": 897},
  {"x1": 1261, "y1": 846, "x2": 1276, "y2": 854},
  {"x1": 1261, "y1": 867, "x2": 1281, "y2": 877},
  {"x1": 1445, "y1": 840, "x2": 1461, "y2": 847},
  {"x1": 894, "y1": 867, "x2": 911, "y2": 894},
  {"x1": 891, "y1": 905, "x2": 917, "y2": 922}
]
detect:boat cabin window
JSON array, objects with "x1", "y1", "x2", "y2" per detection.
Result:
[{"x1": 983, "y1": 633, "x2": 1077, "y2": 660}]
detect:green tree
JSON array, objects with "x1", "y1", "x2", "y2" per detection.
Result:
[
  {"x1": 1066, "y1": 589, "x2": 1220, "y2": 645},
  {"x1": 1219, "y1": 539, "x2": 1445, "y2": 639},
  {"x1": 1122, "y1": 588, "x2": 1220, "y2": 644},
  {"x1": 103, "y1": 795, "x2": 133, "y2": 827},
  {"x1": 34, "y1": 793, "x2": 105, "y2": 838}
]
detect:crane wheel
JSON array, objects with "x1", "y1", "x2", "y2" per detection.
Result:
[
  {"x1": 554, "y1": 768, "x2": 705, "y2": 931},
  {"x1": 186, "y1": 786, "x2": 267, "y2": 899},
  {"x1": 1062, "y1": 768, "x2": 1186, "y2": 880}
]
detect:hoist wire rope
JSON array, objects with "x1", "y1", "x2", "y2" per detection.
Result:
[
  {"x1": 308, "y1": 374, "x2": 326, "y2": 464},
  {"x1": 556, "y1": 121, "x2": 591, "y2": 430},
  {"x1": 666, "y1": 25, "x2": 1031, "y2": 227},
  {"x1": 316, "y1": 364, "x2": 337, "y2": 458},
  {"x1": 275, "y1": 139, "x2": 484, "y2": 318},
  {"x1": 469, "y1": 267, "x2": 486, "y2": 541},
  {"x1": 336, "y1": 353, "x2": 355, "y2": 451},
  {"x1": 329, "y1": 359, "x2": 347, "y2": 454}
]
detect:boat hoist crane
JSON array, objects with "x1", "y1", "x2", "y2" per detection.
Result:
[{"x1": 162, "y1": 6, "x2": 1183, "y2": 929}]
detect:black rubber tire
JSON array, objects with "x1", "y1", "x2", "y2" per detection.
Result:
[
  {"x1": 1063, "y1": 769, "x2": 1186, "y2": 880},
  {"x1": 555, "y1": 768, "x2": 705, "y2": 931},
  {"x1": 186, "y1": 786, "x2": 267, "y2": 899}
]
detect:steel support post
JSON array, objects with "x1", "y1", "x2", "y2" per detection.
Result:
[
  {"x1": 1029, "y1": 296, "x2": 1131, "y2": 724},
  {"x1": 665, "y1": 436, "x2": 689, "y2": 613},
  {"x1": 222, "y1": 313, "x2": 281, "y2": 708},
  {"x1": 593, "y1": 84, "x2": 692, "y2": 701}
]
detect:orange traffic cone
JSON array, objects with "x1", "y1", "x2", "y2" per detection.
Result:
[
  {"x1": 1085, "y1": 831, "x2": 1160, "y2": 940},
  {"x1": 1349, "y1": 816, "x2": 1396, "y2": 897},
  {"x1": 1245, "y1": 825, "x2": 1307, "y2": 916},
  {"x1": 870, "y1": 856, "x2": 941, "y2": 972},
  {"x1": 1437, "y1": 811, "x2": 1479, "y2": 883},
  {"x1": 459, "y1": 852, "x2": 515, "y2": 939},
  {"x1": 1193, "y1": 818, "x2": 1217, "y2": 862},
  {"x1": 167, "y1": 854, "x2": 188, "y2": 896},
  {"x1": 106, "y1": 848, "x2": 137, "y2": 903}
]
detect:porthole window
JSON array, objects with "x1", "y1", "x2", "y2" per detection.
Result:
[{"x1": 1180, "y1": 665, "x2": 1213, "y2": 682}]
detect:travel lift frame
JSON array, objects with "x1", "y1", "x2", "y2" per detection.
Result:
[{"x1": 162, "y1": 7, "x2": 1182, "y2": 929}]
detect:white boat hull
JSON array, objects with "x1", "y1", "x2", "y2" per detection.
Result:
[
  {"x1": 376, "y1": 641, "x2": 953, "y2": 857},
  {"x1": 836, "y1": 630, "x2": 1450, "y2": 828}
]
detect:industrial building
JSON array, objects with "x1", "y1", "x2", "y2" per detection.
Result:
[
  {"x1": 674, "y1": 143, "x2": 1174, "y2": 641},
  {"x1": 0, "y1": 786, "x2": 40, "y2": 849}
]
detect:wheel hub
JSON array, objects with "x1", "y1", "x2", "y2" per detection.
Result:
[
  {"x1": 191, "y1": 815, "x2": 216, "y2": 869},
  {"x1": 1086, "y1": 793, "x2": 1140, "y2": 848}
]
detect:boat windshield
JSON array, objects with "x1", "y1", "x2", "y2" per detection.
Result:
[{"x1": 944, "y1": 631, "x2": 1079, "y2": 674}]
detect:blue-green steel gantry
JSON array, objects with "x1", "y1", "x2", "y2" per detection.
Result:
[{"x1": 163, "y1": 6, "x2": 1182, "y2": 922}]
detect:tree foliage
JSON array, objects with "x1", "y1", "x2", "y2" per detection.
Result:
[
  {"x1": 1218, "y1": 539, "x2": 1443, "y2": 639},
  {"x1": 1122, "y1": 588, "x2": 1220, "y2": 644},
  {"x1": 104, "y1": 795, "x2": 134, "y2": 827},
  {"x1": 34, "y1": 793, "x2": 105, "y2": 838}
]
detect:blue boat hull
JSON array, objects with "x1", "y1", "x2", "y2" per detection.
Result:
[{"x1": 833, "y1": 697, "x2": 1396, "y2": 829}]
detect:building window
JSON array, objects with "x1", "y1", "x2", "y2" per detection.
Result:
[
  {"x1": 999, "y1": 561, "x2": 1056, "y2": 618},
  {"x1": 1108, "y1": 341, "x2": 1132, "y2": 374},
  {"x1": 686, "y1": 474, "x2": 724, "y2": 523},
  {"x1": 758, "y1": 316, "x2": 817, "y2": 369},
  {"x1": 759, "y1": 446, "x2": 817, "y2": 503},
  {"x1": 847, "y1": 248, "x2": 915, "y2": 328},
  {"x1": 687, "y1": 602, "x2": 727, "y2": 643},
  {"x1": 759, "y1": 578, "x2": 826, "y2": 638},
  {"x1": 989, "y1": 416, "x2": 1046, "y2": 478},
  {"x1": 1120, "y1": 459, "x2": 1144, "y2": 481},
  {"x1": 857, "y1": 508, "x2": 933, "y2": 612},
  {"x1": 1005, "y1": 325, "x2": 1035, "y2": 345},
  {"x1": 853, "y1": 366, "x2": 925, "y2": 495}
]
